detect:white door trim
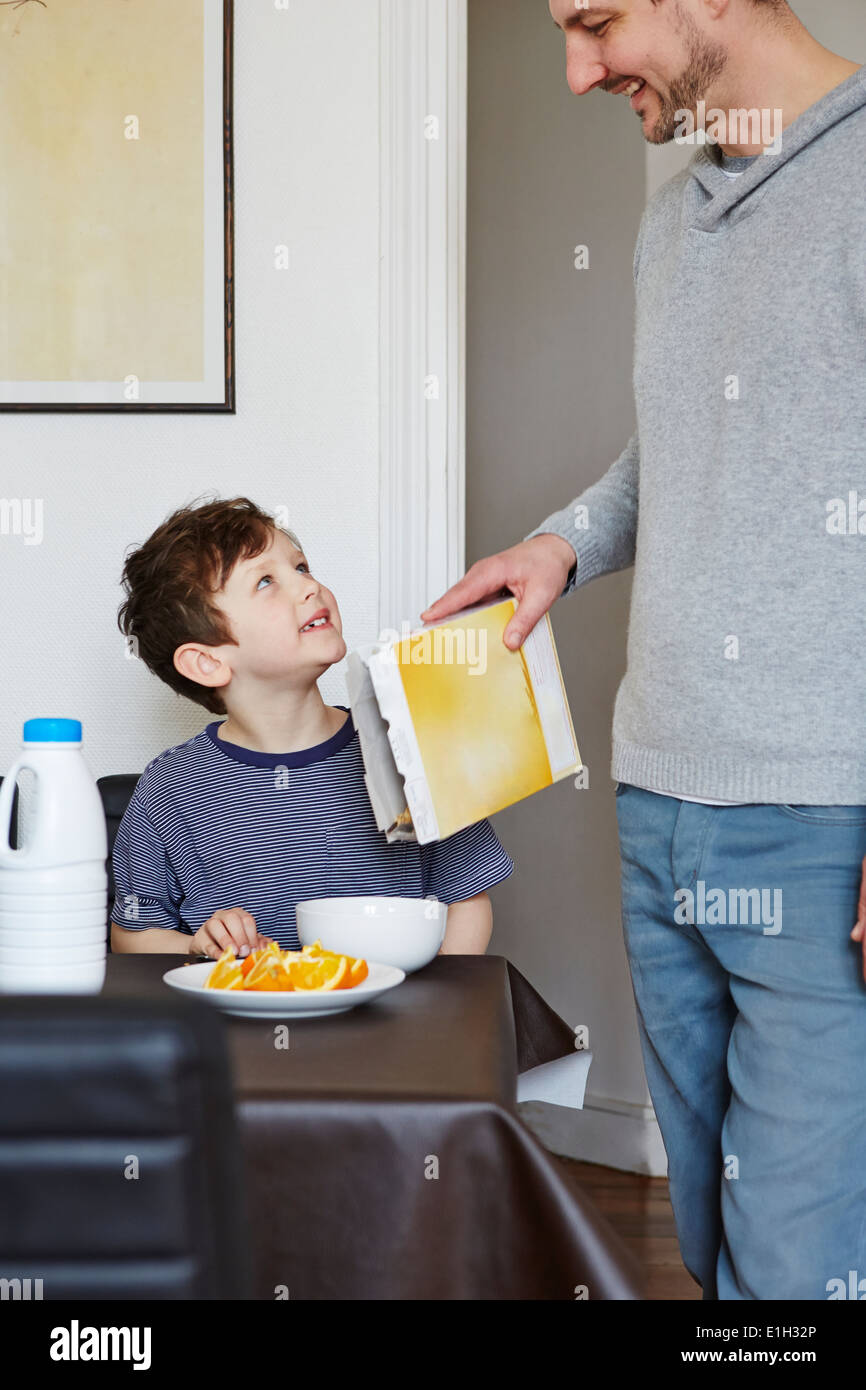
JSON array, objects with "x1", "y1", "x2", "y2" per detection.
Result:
[{"x1": 378, "y1": 0, "x2": 467, "y2": 636}]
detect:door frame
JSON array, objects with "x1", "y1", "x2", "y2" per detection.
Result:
[{"x1": 378, "y1": 0, "x2": 467, "y2": 634}]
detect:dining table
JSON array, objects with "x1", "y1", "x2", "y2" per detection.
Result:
[{"x1": 102, "y1": 952, "x2": 644, "y2": 1300}]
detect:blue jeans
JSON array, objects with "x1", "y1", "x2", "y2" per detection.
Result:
[{"x1": 615, "y1": 784, "x2": 866, "y2": 1301}]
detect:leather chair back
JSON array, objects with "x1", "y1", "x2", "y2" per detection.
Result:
[
  {"x1": 97, "y1": 775, "x2": 140, "y2": 938},
  {"x1": 0, "y1": 994, "x2": 251, "y2": 1298}
]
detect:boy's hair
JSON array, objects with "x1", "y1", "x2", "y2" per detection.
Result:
[{"x1": 118, "y1": 496, "x2": 303, "y2": 715}]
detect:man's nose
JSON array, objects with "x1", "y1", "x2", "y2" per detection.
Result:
[{"x1": 566, "y1": 56, "x2": 609, "y2": 97}]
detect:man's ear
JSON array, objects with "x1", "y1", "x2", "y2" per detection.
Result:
[{"x1": 173, "y1": 643, "x2": 232, "y2": 692}]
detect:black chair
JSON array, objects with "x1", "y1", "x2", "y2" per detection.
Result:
[
  {"x1": 0, "y1": 995, "x2": 252, "y2": 1299},
  {"x1": 98, "y1": 774, "x2": 141, "y2": 943}
]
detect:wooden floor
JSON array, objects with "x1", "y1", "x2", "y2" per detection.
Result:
[{"x1": 555, "y1": 1156, "x2": 702, "y2": 1300}]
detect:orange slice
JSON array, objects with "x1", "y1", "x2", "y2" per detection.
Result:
[
  {"x1": 289, "y1": 955, "x2": 350, "y2": 991},
  {"x1": 206, "y1": 948, "x2": 242, "y2": 990},
  {"x1": 245, "y1": 959, "x2": 294, "y2": 992},
  {"x1": 300, "y1": 939, "x2": 343, "y2": 957},
  {"x1": 319, "y1": 956, "x2": 349, "y2": 990},
  {"x1": 206, "y1": 966, "x2": 244, "y2": 991},
  {"x1": 240, "y1": 942, "x2": 280, "y2": 978},
  {"x1": 242, "y1": 947, "x2": 284, "y2": 989},
  {"x1": 348, "y1": 958, "x2": 368, "y2": 987},
  {"x1": 296, "y1": 947, "x2": 369, "y2": 988},
  {"x1": 283, "y1": 960, "x2": 323, "y2": 990}
]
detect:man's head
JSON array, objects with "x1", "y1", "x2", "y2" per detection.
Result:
[
  {"x1": 118, "y1": 497, "x2": 346, "y2": 716},
  {"x1": 550, "y1": 0, "x2": 796, "y2": 144}
]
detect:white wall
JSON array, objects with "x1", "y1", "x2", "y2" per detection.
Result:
[{"x1": 0, "y1": 0, "x2": 381, "y2": 779}]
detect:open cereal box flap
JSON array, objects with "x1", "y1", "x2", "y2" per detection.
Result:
[{"x1": 345, "y1": 649, "x2": 417, "y2": 842}]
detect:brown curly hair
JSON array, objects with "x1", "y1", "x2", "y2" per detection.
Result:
[{"x1": 117, "y1": 495, "x2": 303, "y2": 715}]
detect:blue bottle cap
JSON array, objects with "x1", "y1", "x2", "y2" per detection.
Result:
[{"x1": 22, "y1": 718, "x2": 83, "y2": 743}]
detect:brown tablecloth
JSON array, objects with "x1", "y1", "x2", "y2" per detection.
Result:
[{"x1": 103, "y1": 954, "x2": 644, "y2": 1299}]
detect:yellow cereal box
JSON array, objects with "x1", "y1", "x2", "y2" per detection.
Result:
[{"x1": 346, "y1": 595, "x2": 581, "y2": 843}]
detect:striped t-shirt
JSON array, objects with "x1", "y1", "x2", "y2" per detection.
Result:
[{"x1": 111, "y1": 705, "x2": 515, "y2": 951}]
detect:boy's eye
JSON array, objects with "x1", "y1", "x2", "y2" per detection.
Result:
[
  {"x1": 586, "y1": 19, "x2": 613, "y2": 36},
  {"x1": 297, "y1": 562, "x2": 309, "y2": 573},
  {"x1": 256, "y1": 574, "x2": 273, "y2": 591}
]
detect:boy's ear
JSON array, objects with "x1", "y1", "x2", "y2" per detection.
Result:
[{"x1": 173, "y1": 643, "x2": 232, "y2": 691}]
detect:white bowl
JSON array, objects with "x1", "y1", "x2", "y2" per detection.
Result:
[
  {"x1": 0, "y1": 925, "x2": 108, "y2": 948},
  {"x1": 0, "y1": 958, "x2": 106, "y2": 994},
  {"x1": 296, "y1": 895, "x2": 447, "y2": 973}
]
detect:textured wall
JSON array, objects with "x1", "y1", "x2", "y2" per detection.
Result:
[{"x1": 0, "y1": 0, "x2": 381, "y2": 779}]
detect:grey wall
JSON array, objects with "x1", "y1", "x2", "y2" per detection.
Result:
[
  {"x1": 468, "y1": 0, "x2": 866, "y2": 1168},
  {"x1": 467, "y1": 0, "x2": 651, "y2": 1126}
]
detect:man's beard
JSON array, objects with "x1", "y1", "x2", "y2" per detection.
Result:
[{"x1": 642, "y1": 3, "x2": 728, "y2": 145}]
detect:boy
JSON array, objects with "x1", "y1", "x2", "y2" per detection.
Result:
[{"x1": 110, "y1": 497, "x2": 514, "y2": 959}]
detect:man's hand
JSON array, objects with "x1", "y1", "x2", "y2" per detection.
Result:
[
  {"x1": 190, "y1": 908, "x2": 273, "y2": 960},
  {"x1": 419, "y1": 534, "x2": 577, "y2": 651},
  {"x1": 851, "y1": 856, "x2": 866, "y2": 982}
]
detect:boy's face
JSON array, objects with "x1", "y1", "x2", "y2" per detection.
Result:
[{"x1": 186, "y1": 529, "x2": 347, "y2": 697}]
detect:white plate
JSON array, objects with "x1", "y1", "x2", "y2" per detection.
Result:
[{"x1": 162, "y1": 958, "x2": 405, "y2": 1019}]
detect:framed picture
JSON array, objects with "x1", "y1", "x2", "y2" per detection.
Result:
[{"x1": 0, "y1": 0, "x2": 234, "y2": 412}]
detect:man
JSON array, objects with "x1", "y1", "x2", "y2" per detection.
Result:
[{"x1": 421, "y1": 0, "x2": 866, "y2": 1300}]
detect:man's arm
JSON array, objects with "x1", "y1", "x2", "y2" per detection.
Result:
[
  {"x1": 438, "y1": 891, "x2": 493, "y2": 955},
  {"x1": 521, "y1": 428, "x2": 640, "y2": 595},
  {"x1": 420, "y1": 431, "x2": 640, "y2": 645}
]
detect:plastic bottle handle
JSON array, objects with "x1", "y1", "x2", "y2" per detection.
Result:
[{"x1": 0, "y1": 757, "x2": 28, "y2": 856}]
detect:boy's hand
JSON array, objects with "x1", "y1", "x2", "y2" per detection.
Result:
[{"x1": 190, "y1": 909, "x2": 273, "y2": 959}]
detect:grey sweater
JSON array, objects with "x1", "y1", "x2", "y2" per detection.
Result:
[{"x1": 525, "y1": 65, "x2": 866, "y2": 803}]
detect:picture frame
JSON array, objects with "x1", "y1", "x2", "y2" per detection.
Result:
[{"x1": 0, "y1": 0, "x2": 234, "y2": 412}]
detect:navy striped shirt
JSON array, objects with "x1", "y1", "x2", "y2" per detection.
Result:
[{"x1": 111, "y1": 705, "x2": 515, "y2": 951}]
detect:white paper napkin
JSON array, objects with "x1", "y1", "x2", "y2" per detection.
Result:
[{"x1": 516, "y1": 1049, "x2": 593, "y2": 1110}]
